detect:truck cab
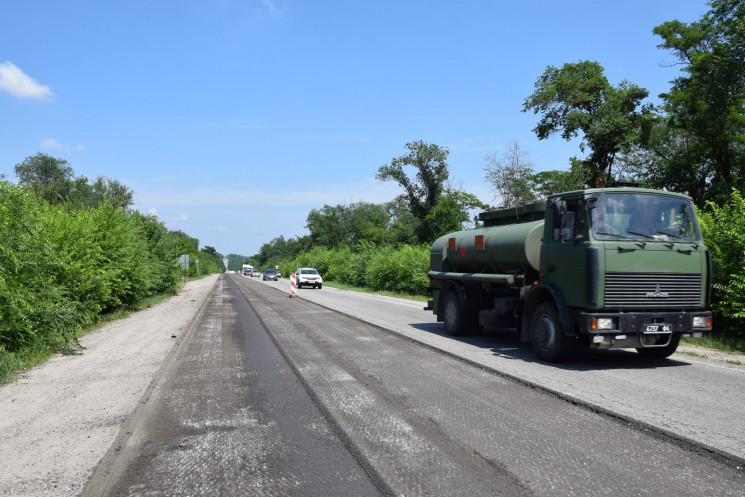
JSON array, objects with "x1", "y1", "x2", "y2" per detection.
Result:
[{"x1": 534, "y1": 187, "x2": 712, "y2": 359}]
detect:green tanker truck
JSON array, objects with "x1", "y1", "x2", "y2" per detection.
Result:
[{"x1": 426, "y1": 185, "x2": 712, "y2": 362}]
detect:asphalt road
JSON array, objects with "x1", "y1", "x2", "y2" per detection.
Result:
[
  {"x1": 84, "y1": 276, "x2": 385, "y2": 496},
  {"x1": 259, "y1": 274, "x2": 745, "y2": 464},
  {"x1": 85, "y1": 274, "x2": 744, "y2": 496}
]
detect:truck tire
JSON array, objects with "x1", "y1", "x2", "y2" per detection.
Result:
[
  {"x1": 442, "y1": 291, "x2": 471, "y2": 336},
  {"x1": 636, "y1": 334, "x2": 680, "y2": 359},
  {"x1": 530, "y1": 303, "x2": 566, "y2": 362}
]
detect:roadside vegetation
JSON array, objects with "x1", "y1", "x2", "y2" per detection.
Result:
[{"x1": 0, "y1": 155, "x2": 224, "y2": 383}]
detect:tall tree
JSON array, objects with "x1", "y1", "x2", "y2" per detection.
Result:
[
  {"x1": 653, "y1": 0, "x2": 745, "y2": 204},
  {"x1": 483, "y1": 141, "x2": 538, "y2": 207},
  {"x1": 530, "y1": 160, "x2": 586, "y2": 199},
  {"x1": 522, "y1": 61, "x2": 654, "y2": 187},
  {"x1": 14, "y1": 153, "x2": 134, "y2": 209},
  {"x1": 376, "y1": 141, "x2": 450, "y2": 243},
  {"x1": 14, "y1": 153, "x2": 74, "y2": 204}
]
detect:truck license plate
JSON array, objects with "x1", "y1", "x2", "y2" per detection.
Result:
[{"x1": 644, "y1": 324, "x2": 672, "y2": 333}]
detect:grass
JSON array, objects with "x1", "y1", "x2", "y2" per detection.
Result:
[
  {"x1": 678, "y1": 350, "x2": 708, "y2": 359},
  {"x1": 682, "y1": 333, "x2": 745, "y2": 354}
]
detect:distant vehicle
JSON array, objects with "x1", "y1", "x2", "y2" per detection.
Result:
[
  {"x1": 295, "y1": 267, "x2": 323, "y2": 289},
  {"x1": 251, "y1": 269, "x2": 260, "y2": 277},
  {"x1": 263, "y1": 269, "x2": 280, "y2": 281},
  {"x1": 242, "y1": 264, "x2": 253, "y2": 276}
]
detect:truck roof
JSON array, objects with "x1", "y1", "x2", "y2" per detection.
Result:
[{"x1": 479, "y1": 186, "x2": 694, "y2": 227}]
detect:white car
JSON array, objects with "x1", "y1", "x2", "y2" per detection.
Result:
[{"x1": 295, "y1": 267, "x2": 323, "y2": 289}]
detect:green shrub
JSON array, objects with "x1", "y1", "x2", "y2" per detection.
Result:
[
  {"x1": 0, "y1": 182, "x2": 217, "y2": 377},
  {"x1": 699, "y1": 190, "x2": 745, "y2": 338},
  {"x1": 365, "y1": 244, "x2": 429, "y2": 295}
]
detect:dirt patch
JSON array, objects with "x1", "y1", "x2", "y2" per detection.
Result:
[{"x1": 677, "y1": 343, "x2": 745, "y2": 365}]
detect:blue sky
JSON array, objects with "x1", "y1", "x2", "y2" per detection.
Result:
[{"x1": 1, "y1": 0, "x2": 708, "y2": 257}]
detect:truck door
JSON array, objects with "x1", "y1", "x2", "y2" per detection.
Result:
[{"x1": 541, "y1": 197, "x2": 589, "y2": 309}]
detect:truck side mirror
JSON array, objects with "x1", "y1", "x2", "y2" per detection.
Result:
[{"x1": 551, "y1": 200, "x2": 568, "y2": 241}]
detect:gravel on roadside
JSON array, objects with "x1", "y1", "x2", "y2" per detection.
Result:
[{"x1": 0, "y1": 274, "x2": 219, "y2": 497}]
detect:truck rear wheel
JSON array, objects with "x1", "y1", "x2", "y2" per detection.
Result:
[
  {"x1": 442, "y1": 292, "x2": 471, "y2": 336},
  {"x1": 636, "y1": 334, "x2": 680, "y2": 359},
  {"x1": 530, "y1": 303, "x2": 566, "y2": 362}
]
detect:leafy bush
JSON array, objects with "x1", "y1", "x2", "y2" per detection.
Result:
[
  {"x1": 365, "y1": 244, "x2": 429, "y2": 295},
  {"x1": 0, "y1": 182, "x2": 221, "y2": 380},
  {"x1": 279, "y1": 242, "x2": 429, "y2": 296},
  {"x1": 698, "y1": 190, "x2": 745, "y2": 338}
]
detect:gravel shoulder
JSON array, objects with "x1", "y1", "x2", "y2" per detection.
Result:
[{"x1": 0, "y1": 274, "x2": 219, "y2": 497}]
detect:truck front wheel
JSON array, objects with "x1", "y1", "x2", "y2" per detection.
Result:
[
  {"x1": 442, "y1": 292, "x2": 471, "y2": 336},
  {"x1": 530, "y1": 303, "x2": 566, "y2": 362}
]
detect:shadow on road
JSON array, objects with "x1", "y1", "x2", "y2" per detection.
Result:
[{"x1": 409, "y1": 322, "x2": 692, "y2": 371}]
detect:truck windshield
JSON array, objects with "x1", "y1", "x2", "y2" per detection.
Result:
[{"x1": 590, "y1": 193, "x2": 701, "y2": 243}]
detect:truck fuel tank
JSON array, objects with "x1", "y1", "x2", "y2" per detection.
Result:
[{"x1": 432, "y1": 219, "x2": 544, "y2": 274}]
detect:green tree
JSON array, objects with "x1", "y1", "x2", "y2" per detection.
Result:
[
  {"x1": 530, "y1": 160, "x2": 585, "y2": 199},
  {"x1": 653, "y1": 0, "x2": 745, "y2": 204},
  {"x1": 522, "y1": 61, "x2": 654, "y2": 187},
  {"x1": 376, "y1": 141, "x2": 450, "y2": 243},
  {"x1": 306, "y1": 202, "x2": 392, "y2": 249},
  {"x1": 14, "y1": 153, "x2": 74, "y2": 204},
  {"x1": 425, "y1": 189, "x2": 488, "y2": 235},
  {"x1": 14, "y1": 153, "x2": 134, "y2": 209}
]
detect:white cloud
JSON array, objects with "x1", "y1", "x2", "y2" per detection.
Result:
[
  {"x1": 0, "y1": 62, "x2": 53, "y2": 100},
  {"x1": 176, "y1": 213, "x2": 189, "y2": 221},
  {"x1": 40, "y1": 138, "x2": 66, "y2": 149},
  {"x1": 40, "y1": 138, "x2": 86, "y2": 151},
  {"x1": 260, "y1": 0, "x2": 281, "y2": 14}
]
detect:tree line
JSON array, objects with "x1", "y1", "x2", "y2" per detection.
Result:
[{"x1": 0, "y1": 155, "x2": 224, "y2": 381}]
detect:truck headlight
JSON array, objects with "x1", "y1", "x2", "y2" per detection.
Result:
[
  {"x1": 592, "y1": 317, "x2": 615, "y2": 330},
  {"x1": 692, "y1": 316, "x2": 710, "y2": 328}
]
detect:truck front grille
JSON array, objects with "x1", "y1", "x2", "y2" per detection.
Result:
[{"x1": 604, "y1": 273, "x2": 702, "y2": 309}]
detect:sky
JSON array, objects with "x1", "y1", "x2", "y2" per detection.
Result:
[{"x1": 1, "y1": 0, "x2": 709, "y2": 257}]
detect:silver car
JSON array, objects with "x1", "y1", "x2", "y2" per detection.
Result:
[{"x1": 295, "y1": 267, "x2": 323, "y2": 289}]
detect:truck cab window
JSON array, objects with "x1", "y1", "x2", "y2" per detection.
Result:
[{"x1": 591, "y1": 193, "x2": 701, "y2": 243}]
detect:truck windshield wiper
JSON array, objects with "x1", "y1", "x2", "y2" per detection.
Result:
[
  {"x1": 596, "y1": 231, "x2": 627, "y2": 238},
  {"x1": 627, "y1": 231, "x2": 655, "y2": 239}
]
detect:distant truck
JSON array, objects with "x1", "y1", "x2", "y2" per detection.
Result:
[
  {"x1": 242, "y1": 264, "x2": 253, "y2": 276},
  {"x1": 425, "y1": 185, "x2": 712, "y2": 362}
]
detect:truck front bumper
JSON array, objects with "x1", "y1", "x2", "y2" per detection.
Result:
[{"x1": 576, "y1": 310, "x2": 712, "y2": 349}]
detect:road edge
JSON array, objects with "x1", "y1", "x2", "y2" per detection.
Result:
[{"x1": 79, "y1": 274, "x2": 223, "y2": 496}]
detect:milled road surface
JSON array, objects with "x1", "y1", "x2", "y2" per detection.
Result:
[
  {"x1": 84, "y1": 276, "x2": 385, "y2": 496},
  {"x1": 87, "y1": 274, "x2": 742, "y2": 496}
]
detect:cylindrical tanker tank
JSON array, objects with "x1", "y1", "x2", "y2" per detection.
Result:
[{"x1": 431, "y1": 219, "x2": 544, "y2": 275}]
